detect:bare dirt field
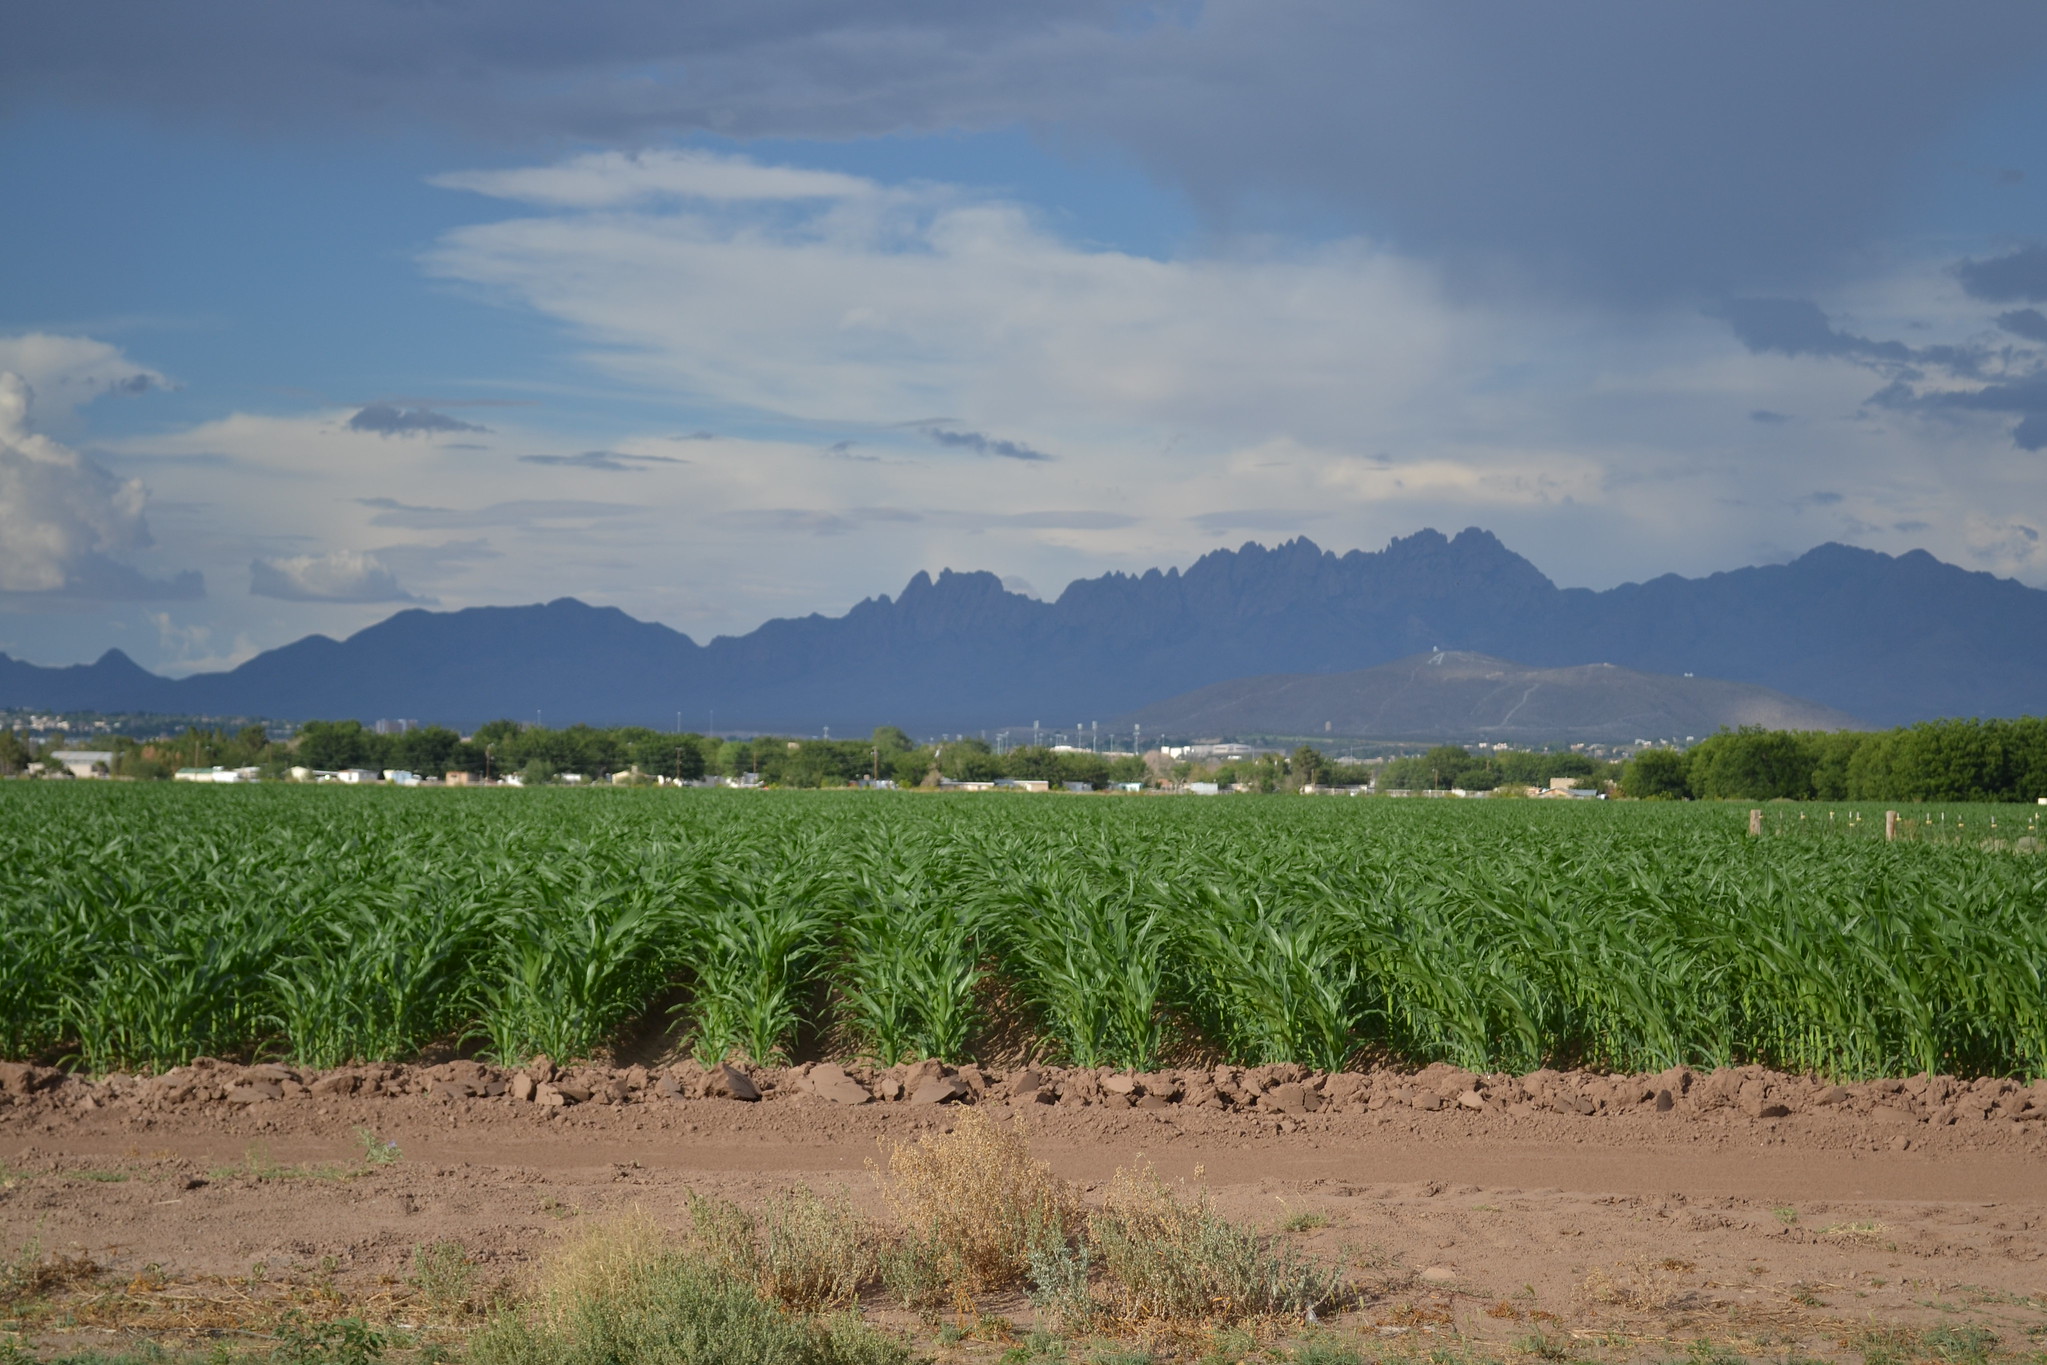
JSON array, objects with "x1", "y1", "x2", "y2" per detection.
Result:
[{"x1": 4, "y1": 1058, "x2": 2043, "y2": 1362}]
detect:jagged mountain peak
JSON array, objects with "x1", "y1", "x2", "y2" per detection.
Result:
[{"x1": 3, "y1": 528, "x2": 2043, "y2": 731}]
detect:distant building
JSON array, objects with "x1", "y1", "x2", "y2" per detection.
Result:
[
  {"x1": 373, "y1": 719, "x2": 419, "y2": 736},
  {"x1": 1185, "y1": 782, "x2": 1221, "y2": 795},
  {"x1": 175, "y1": 766, "x2": 258, "y2": 784},
  {"x1": 445, "y1": 771, "x2": 474, "y2": 786},
  {"x1": 383, "y1": 769, "x2": 421, "y2": 786},
  {"x1": 50, "y1": 750, "x2": 114, "y2": 779}
]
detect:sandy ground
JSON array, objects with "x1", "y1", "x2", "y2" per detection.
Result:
[{"x1": 3, "y1": 1060, "x2": 2043, "y2": 1361}]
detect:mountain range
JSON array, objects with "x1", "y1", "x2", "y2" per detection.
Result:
[
  {"x1": 1126, "y1": 650, "x2": 1865, "y2": 746},
  {"x1": 2, "y1": 528, "x2": 2042, "y2": 734}
]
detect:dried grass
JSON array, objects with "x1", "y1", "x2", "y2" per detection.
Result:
[
  {"x1": 533, "y1": 1207, "x2": 668, "y2": 1328},
  {"x1": 1085, "y1": 1163, "x2": 1345, "y2": 1330},
  {"x1": 0, "y1": 1236, "x2": 100, "y2": 1307},
  {"x1": 875, "y1": 1109, "x2": 1081, "y2": 1299},
  {"x1": 684, "y1": 1186, "x2": 875, "y2": 1310}
]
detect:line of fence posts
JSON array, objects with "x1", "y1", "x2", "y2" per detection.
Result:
[{"x1": 1751, "y1": 807, "x2": 1899, "y2": 840}]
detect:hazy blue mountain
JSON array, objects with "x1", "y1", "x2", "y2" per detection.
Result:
[
  {"x1": 1125, "y1": 650, "x2": 1867, "y2": 746},
  {"x1": 3, "y1": 529, "x2": 2042, "y2": 732}
]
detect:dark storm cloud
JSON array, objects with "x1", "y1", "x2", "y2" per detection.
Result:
[
  {"x1": 1997, "y1": 308, "x2": 2047, "y2": 342},
  {"x1": 9, "y1": 3, "x2": 2047, "y2": 300},
  {"x1": 1956, "y1": 245, "x2": 2047, "y2": 303},
  {"x1": 923, "y1": 427, "x2": 1052, "y2": 462},
  {"x1": 346, "y1": 404, "x2": 488, "y2": 436},
  {"x1": 1720, "y1": 298, "x2": 1984, "y2": 373}
]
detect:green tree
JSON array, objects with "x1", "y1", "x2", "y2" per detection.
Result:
[
  {"x1": 297, "y1": 720, "x2": 378, "y2": 771},
  {"x1": 1621, "y1": 747, "x2": 1690, "y2": 799},
  {"x1": 1685, "y1": 727, "x2": 1814, "y2": 800},
  {"x1": 1106, "y1": 754, "x2": 1148, "y2": 785}
]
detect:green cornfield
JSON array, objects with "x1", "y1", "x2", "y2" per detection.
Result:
[{"x1": 3, "y1": 784, "x2": 2042, "y2": 1080}]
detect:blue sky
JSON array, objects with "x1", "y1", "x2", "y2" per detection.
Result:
[{"x1": 4, "y1": 3, "x2": 2047, "y2": 674}]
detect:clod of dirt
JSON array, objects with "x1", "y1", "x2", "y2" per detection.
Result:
[
  {"x1": 806, "y1": 1065, "x2": 872, "y2": 1105},
  {"x1": 704, "y1": 1065, "x2": 761, "y2": 1102},
  {"x1": 913, "y1": 1075, "x2": 969, "y2": 1105}
]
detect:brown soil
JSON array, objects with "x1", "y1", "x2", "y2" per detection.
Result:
[{"x1": 3, "y1": 1059, "x2": 2043, "y2": 1361}]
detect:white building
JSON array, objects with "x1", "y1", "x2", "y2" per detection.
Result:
[{"x1": 50, "y1": 750, "x2": 114, "y2": 778}]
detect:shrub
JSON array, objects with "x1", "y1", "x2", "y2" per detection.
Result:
[
  {"x1": 685, "y1": 1187, "x2": 875, "y2": 1311},
  {"x1": 1086, "y1": 1166, "x2": 1343, "y2": 1329},
  {"x1": 877, "y1": 1109, "x2": 1082, "y2": 1301}
]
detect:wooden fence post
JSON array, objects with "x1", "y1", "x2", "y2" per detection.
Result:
[
  {"x1": 1749, "y1": 808, "x2": 1763, "y2": 837},
  {"x1": 1885, "y1": 810, "x2": 1898, "y2": 842}
]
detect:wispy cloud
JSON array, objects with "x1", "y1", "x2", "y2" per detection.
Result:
[
  {"x1": 518, "y1": 449, "x2": 685, "y2": 472},
  {"x1": 346, "y1": 404, "x2": 488, "y2": 436},
  {"x1": 921, "y1": 427, "x2": 1054, "y2": 462},
  {"x1": 356, "y1": 496, "x2": 641, "y2": 529}
]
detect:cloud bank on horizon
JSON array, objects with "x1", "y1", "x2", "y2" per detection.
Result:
[{"x1": 3, "y1": 2, "x2": 2046, "y2": 673}]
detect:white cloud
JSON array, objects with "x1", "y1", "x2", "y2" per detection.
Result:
[
  {"x1": 249, "y1": 549, "x2": 420, "y2": 603},
  {"x1": 0, "y1": 371, "x2": 200, "y2": 601},
  {"x1": 0, "y1": 334, "x2": 169, "y2": 422},
  {"x1": 422, "y1": 160, "x2": 1457, "y2": 437},
  {"x1": 431, "y1": 149, "x2": 873, "y2": 208}
]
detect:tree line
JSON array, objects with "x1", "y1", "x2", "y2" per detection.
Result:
[{"x1": 1622, "y1": 718, "x2": 2047, "y2": 803}]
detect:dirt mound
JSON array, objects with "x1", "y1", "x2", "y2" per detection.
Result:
[{"x1": 9, "y1": 1056, "x2": 2043, "y2": 1153}]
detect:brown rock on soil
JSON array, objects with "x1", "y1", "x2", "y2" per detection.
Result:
[
  {"x1": 912, "y1": 1075, "x2": 969, "y2": 1105},
  {"x1": 1002, "y1": 1067, "x2": 1045, "y2": 1099},
  {"x1": 806, "y1": 1065, "x2": 872, "y2": 1105},
  {"x1": 704, "y1": 1065, "x2": 761, "y2": 1102},
  {"x1": 1100, "y1": 1072, "x2": 1140, "y2": 1096},
  {"x1": 225, "y1": 1082, "x2": 283, "y2": 1105},
  {"x1": 1264, "y1": 1082, "x2": 1320, "y2": 1114}
]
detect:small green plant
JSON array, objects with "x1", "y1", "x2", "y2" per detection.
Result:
[
  {"x1": 270, "y1": 1312, "x2": 386, "y2": 1365},
  {"x1": 1000, "y1": 1331, "x2": 1071, "y2": 1364},
  {"x1": 1294, "y1": 1342, "x2": 1366, "y2": 1365},
  {"x1": 1772, "y1": 1206, "x2": 1799, "y2": 1225},
  {"x1": 1025, "y1": 1233, "x2": 1095, "y2": 1332},
  {"x1": 1515, "y1": 1331, "x2": 1574, "y2": 1361},
  {"x1": 408, "y1": 1240, "x2": 476, "y2": 1316},
  {"x1": 355, "y1": 1127, "x2": 401, "y2": 1169},
  {"x1": 1855, "y1": 1327, "x2": 1999, "y2": 1365},
  {"x1": 1684, "y1": 1339, "x2": 1748, "y2": 1365},
  {"x1": 1280, "y1": 1210, "x2": 1331, "y2": 1233}
]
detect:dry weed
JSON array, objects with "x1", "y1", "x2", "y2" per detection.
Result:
[
  {"x1": 685, "y1": 1186, "x2": 875, "y2": 1310},
  {"x1": 534, "y1": 1207, "x2": 668, "y2": 1327},
  {"x1": 0, "y1": 1236, "x2": 99, "y2": 1307},
  {"x1": 1087, "y1": 1163, "x2": 1345, "y2": 1330},
  {"x1": 1580, "y1": 1260, "x2": 1696, "y2": 1313},
  {"x1": 875, "y1": 1108, "x2": 1080, "y2": 1298}
]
